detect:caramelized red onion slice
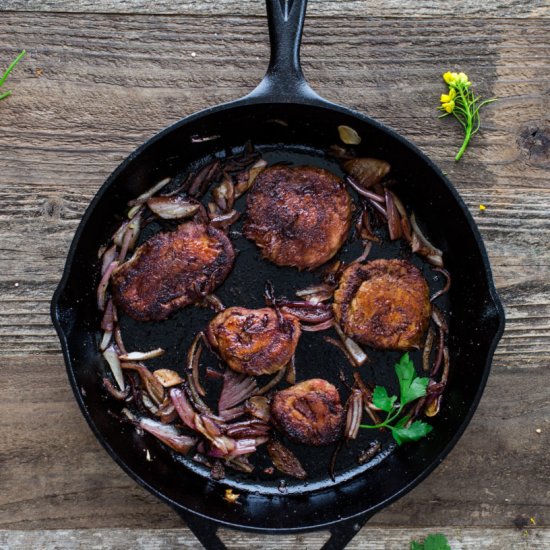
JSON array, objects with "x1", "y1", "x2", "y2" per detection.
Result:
[
  {"x1": 234, "y1": 159, "x2": 268, "y2": 197},
  {"x1": 345, "y1": 389, "x2": 363, "y2": 440},
  {"x1": 301, "y1": 319, "x2": 335, "y2": 332},
  {"x1": 430, "y1": 267, "x2": 452, "y2": 302},
  {"x1": 256, "y1": 365, "x2": 287, "y2": 396},
  {"x1": 154, "y1": 369, "x2": 184, "y2": 388},
  {"x1": 189, "y1": 160, "x2": 220, "y2": 198},
  {"x1": 100, "y1": 299, "x2": 115, "y2": 331},
  {"x1": 267, "y1": 439, "x2": 307, "y2": 480},
  {"x1": 200, "y1": 294, "x2": 225, "y2": 312},
  {"x1": 345, "y1": 176, "x2": 385, "y2": 203},
  {"x1": 121, "y1": 362, "x2": 165, "y2": 405},
  {"x1": 99, "y1": 330, "x2": 112, "y2": 352},
  {"x1": 218, "y1": 405, "x2": 246, "y2": 422},
  {"x1": 209, "y1": 209, "x2": 240, "y2": 229},
  {"x1": 385, "y1": 190, "x2": 402, "y2": 240},
  {"x1": 285, "y1": 355, "x2": 296, "y2": 385},
  {"x1": 431, "y1": 305, "x2": 449, "y2": 334},
  {"x1": 103, "y1": 345, "x2": 125, "y2": 390},
  {"x1": 139, "y1": 417, "x2": 197, "y2": 454},
  {"x1": 295, "y1": 284, "x2": 334, "y2": 304},
  {"x1": 219, "y1": 370, "x2": 259, "y2": 414},
  {"x1": 359, "y1": 208, "x2": 381, "y2": 243},
  {"x1": 279, "y1": 302, "x2": 333, "y2": 324},
  {"x1": 333, "y1": 323, "x2": 368, "y2": 366},
  {"x1": 343, "y1": 158, "x2": 391, "y2": 189},
  {"x1": 245, "y1": 396, "x2": 270, "y2": 422},
  {"x1": 170, "y1": 387, "x2": 198, "y2": 430},
  {"x1": 226, "y1": 420, "x2": 271, "y2": 438},
  {"x1": 358, "y1": 441, "x2": 382, "y2": 464},
  {"x1": 128, "y1": 177, "x2": 171, "y2": 206},
  {"x1": 187, "y1": 333, "x2": 207, "y2": 398},
  {"x1": 118, "y1": 212, "x2": 142, "y2": 260},
  {"x1": 101, "y1": 245, "x2": 117, "y2": 275},
  {"x1": 119, "y1": 348, "x2": 165, "y2": 361},
  {"x1": 114, "y1": 325, "x2": 127, "y2": 355},
  {"x1": 410, "y1": 213, "x2": 444, "y2": 267},
  {"x1": 225, "y1": 456, "x2": 255, "y2": 473},
  {"x1": 97, "y1": 261, "x2": 119, "y2": 311},
  {"x1": 212, "y1": 177, "x2": 235, "y2": 211},
  {"x1": 422, "y1": 327, "x2": 435, "y2": 372},
  {"x1": 353, "y1": 372, "x2": 382, "y2": 424},
  {"x1": 102, "y1": 377, "x2": 130, "y2": 400},
  {"x1": 146, "y1": 196, "x2": 200, "y2": 220},
  {"x1": 351, "y1": 241, "x2": 373, "y2": 265}
]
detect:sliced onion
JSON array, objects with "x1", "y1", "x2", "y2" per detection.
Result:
[
  {"x1": 256, "y1": 365, "x2": 286, "y2": 396},
  {"x1": 245, "y1": 396, "x2": 270, "y2": 422},
  {"x1": 113, "y1": 220, "x2": 129, "y2": 248},
  {"x1": 200, "y1": 294, "x2": 225, "y2": 312},
  {"x1": 119, "y1": 348, "x2": 165, "y2": 361},
  {"x1": 385, "y1": 190, "x2": 402, "y2": 240},
  {"x1": 351, "y1": 241, "x2": 373, "y2": 265},
  {"x1": 358, "y1": 441, "x2": 382, "y2": 464},
  {"x1": 345, "y1": 176, "x2": 385, "y2": 202},
  {"x1": 430, "y1": 267, "x2": 451, "y2": 302},
  {"x1": 99, "y1": 330, "x2": 112, "y2": 352},
  {"x1": 267, "y1": 439, "x2": 307, "y2": 480},
  {"x1": 353, "y1": 372, "x2": 382, "y2": 424},
  {"x1": 119, "y1": 212, "x2": 142, "y2": 260},
  {"x1": 219, "y1": 370, "x2": 258, "y2": 413},
  {"x1": 218, "y1": 405, "x2": 246, "y2": 422},
  {"x1": 235, "y1": 159, "x2": 268, "y2": 197},
  {"x1": 225, "y1": 456, "x2": 254, "y2": 473},
  {"x1": 212, "y1": 177, "x2": 235, "y2": 211},
  {"x1": 114, "y1": 325, "x2": 127, "y2": 355},
  {"x1": 343, "y1": 158, "x2": 391, "y2": 189},
  {"x1": 102, "y1": 377, "x2": 130, "y2": 400},
  {"x1": 431, "y1": 305, "x2": 449, "y2": 333},
  {"x1": 345, "y1": 389, "x2": 363, "y2": 440},
  {"x1": 369, "y1": 198, "x2": 388, "y2": 219},
  {"x1": 295, "y1": 284, "x2": 334, "y2": 304},
  {"x1": 103, "y1": 345, "x2": 125, "y2": 390},
  {"x1": 333, "y1": 323, "x2": 368, "y2": 366},
  {"x1": 187, "y1": 332, "x2": 206, "y2": 397},
  {"x1": 301, "y1": 319, "x2": 335, "y2": 332},
  {"x1": 410, "y1": 213, "x2": 444, "y2": 267},
  {"x1": 422, "y1": 327, "x2": 435, "y2": 372},
  {"x1": 189, "y1": 160, "x2": 220, "y2": 198},
  {"x1": 97, "y1": 261, "x2": 119, "y2": 311},
  {"x1": 169, "y1": 387, "x2": 197, "y2": 430},
  {"x1": 226, "y1": 420, "x2": 270, "y2": 438},
  {"x1": 191, "y1": 134, "x2": 221, "y2": 143},
  {"x1": 279, "y1": 303, "x2": 333, "y2": 324},
  {"x1": 154, "y1": 369, "x2": 184, "y2": 388},
  {"x1": 121, "y1": 362, "x2": 165, "y2": 405},
  {"x1": 146, "y1": 196, "x2": 200, "y2": 220},
  {"x1": 285, "y1": 355, "x2": 296, "y2": 385},
  {"x1": 209, "y1": 209, "x2": 240, "y2": 229},
  {"x1": 139, "y1": 417, "x2": 197, "y2": 454},
  {"x1": 101, "y1": 245, "x2": 117, "y2": 276},
  {"x1": 359, "y1": 208, "x2": 381, "y2": 243},
  {"x1": 100, "y1": 299, "x2": 115, "y2": 331},
  {"x1": 128, "y1": 177, "x2": 171, "y2": 206},
  {"x1": 338, "y1": 125, "x2": 361, "y2": 145}
]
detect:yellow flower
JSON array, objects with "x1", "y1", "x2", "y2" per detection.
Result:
[
  {"x1": 440, "y1": 88, "x2": 456, "y2": 104},
  {"x1": 456, "y1": 72, "x2": 472, "y2": 87},
  {"x1": 441, "y1": 100, "x2": 455, "y2": 113},
  {"x1": 443, "y1": 71, "x2": 458, "y2": 85}
]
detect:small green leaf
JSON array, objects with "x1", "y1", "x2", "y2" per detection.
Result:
[
  {"x1": 424, "y1": 533, "x2": 451, "y2": 550},
  {"x1": 392, "y1": 420, "x2": 433, "y2": 445},
  {"x1": 395, "y1": 353, "x2": 429, "y2": 406},
  {"x1": 410, "y1": 533, "x2": 450, "y2": 550},
  {"x1": 372, "y1": 385, "x2": 397, "y2": 412}
]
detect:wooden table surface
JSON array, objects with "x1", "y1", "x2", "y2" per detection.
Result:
[{"x1": 1, "y1": 0, "x2": 549, "y2": 548}]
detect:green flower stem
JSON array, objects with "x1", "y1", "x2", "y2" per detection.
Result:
[
  {"x1": 360, "y1": 405, "x2": 403, "y2": 430},
  {"x1": 454, "y1": 85, "x2": 473, "y2": 161},
  {"x1": 0, "y1": 49, "x2": 26, "y2": 102}
]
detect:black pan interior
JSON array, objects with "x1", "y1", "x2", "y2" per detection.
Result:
[{"x1": 54, "y1": 101, "x2": 503, "y2": 530}]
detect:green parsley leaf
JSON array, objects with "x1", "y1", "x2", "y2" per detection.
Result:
[
  {"x1": 372, "y1": 385, "x2": 397, "y2": 412},
  {"x1": 410, "y1": 533, "x2": 451, "y2": 550},
  {"x1": 392, "y1": 420, "x2": 433, "y2": 446},
  {"x1": 395, "y1": 353, "x2": 429, "y2": 406}
]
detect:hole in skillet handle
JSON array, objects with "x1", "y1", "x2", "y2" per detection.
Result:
[{"x1": 176, "y1": 509, "x2": 372, "y2": 549}]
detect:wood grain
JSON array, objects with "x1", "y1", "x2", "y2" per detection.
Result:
[
  {"x1": 0, "y1": 0, "x2": 548, "y2": 18},
  {"x1": 0, "y1": 528, "x2": 549, "y2": 549},
  {"x1": 0, "y1": 5, "x2": 549, "y2": 547}
]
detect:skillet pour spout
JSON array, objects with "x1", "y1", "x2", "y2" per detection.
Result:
[{"x1": 51, "y1": 0, "x2": 505, "y2": 549}]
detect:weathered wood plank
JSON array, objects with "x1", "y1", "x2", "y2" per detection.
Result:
[
  {"x1": 0, "y1": 355, "x2": 547, "y2": 529},
  {"x1": 0, "y1": 0, "x2": 548, "y2": 18},
  {"x1": 0, "y1": 528, "x2": 549, "y2": 549}
]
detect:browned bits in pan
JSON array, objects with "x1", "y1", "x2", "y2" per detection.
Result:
[
  {"x1": 333, "y1": 259, "x2": 431, "y2": 350},
  {"x1": 206, "y1": 307, "x2": 301, "y2": 376},
  {"x1": 111, "y1": 222, "x2": 234, "y2": 321},
  {"x1": 270, "y1": 379, "x2": 344, "y2": 446},
  {"x1": 243, "y1": 165, "x2": 352, "y2": 270}
]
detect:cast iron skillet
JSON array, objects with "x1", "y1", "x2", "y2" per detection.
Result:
[{"x1": 51, "y1": 1, "x2": 505, "y2": 548}]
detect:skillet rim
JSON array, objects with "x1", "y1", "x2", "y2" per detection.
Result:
[{"x1": 50, "y1": 95, "x2": 506, "y2": 533}]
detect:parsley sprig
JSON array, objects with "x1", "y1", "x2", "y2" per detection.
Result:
[
  {"x1": 411, "y1": 533, "x2": 451, "y2": 550},
  {"x1": 0, "y1": 50, "x2": 26, "y2": 102},
  {"x1": 360, "y1": 353, "x2": 433, "y2": 445}
]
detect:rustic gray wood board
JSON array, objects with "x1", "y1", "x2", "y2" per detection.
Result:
[{"x1": 0, "y1": 2, "x2": 548, "y2": 548}]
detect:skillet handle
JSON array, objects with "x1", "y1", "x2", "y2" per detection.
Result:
[
  {"x1": 177, "y1": 509, "x2": 371, "y2": 549},
  {"x1": 245, "y1": 0, "x2": 323, "y2": 103}
]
